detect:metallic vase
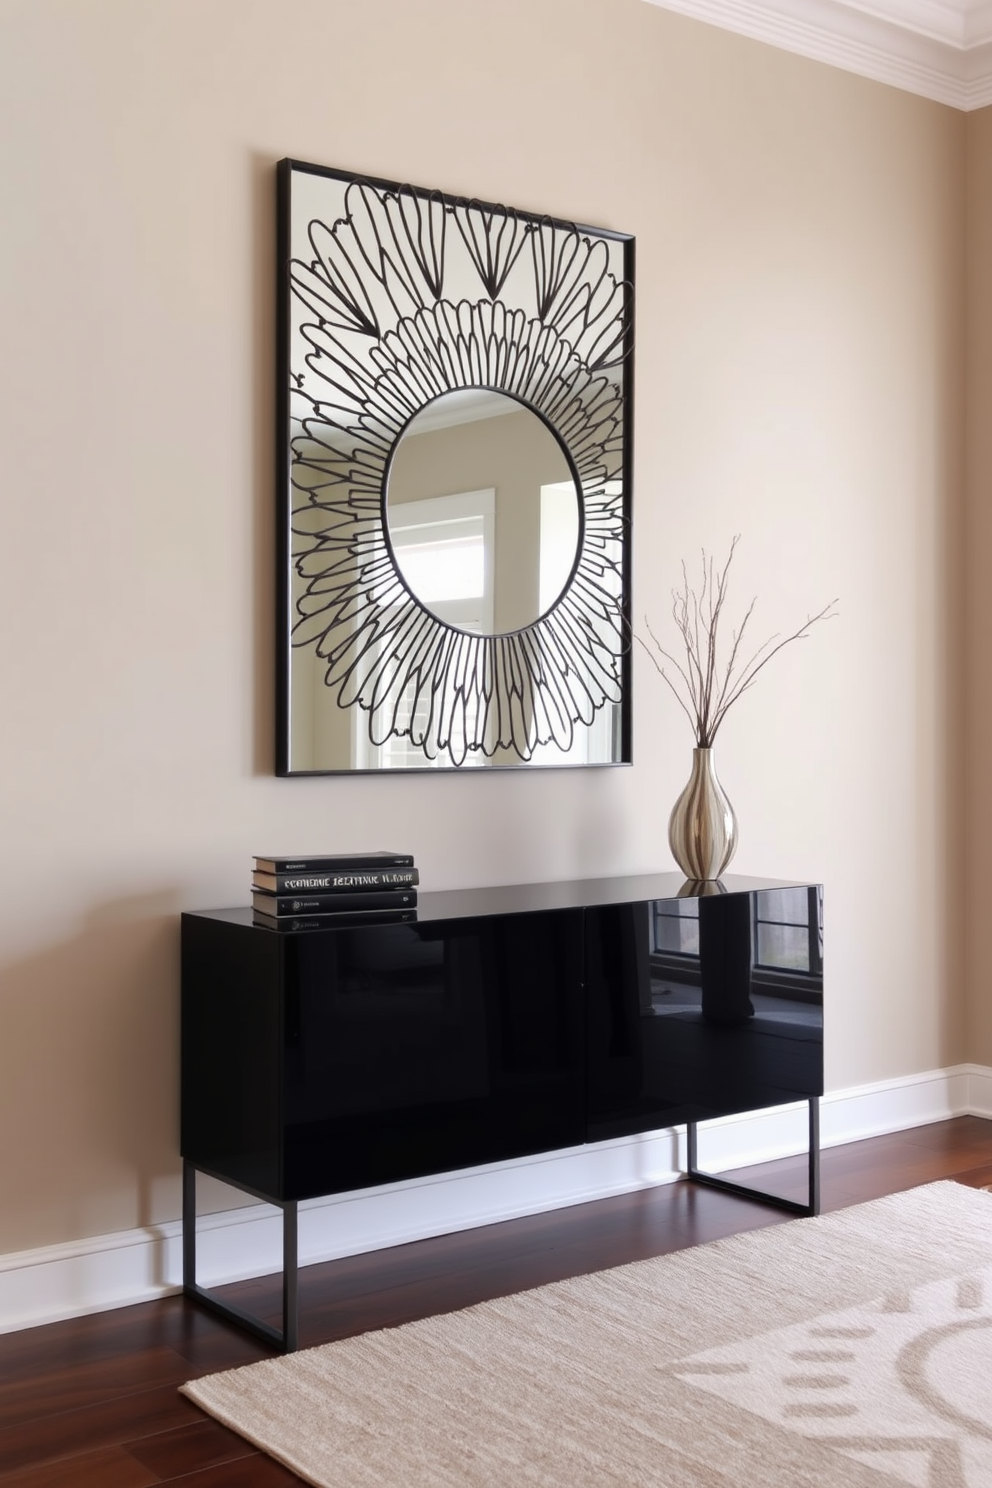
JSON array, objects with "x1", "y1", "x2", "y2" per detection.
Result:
[{"x1": 668, "y1": 747, "x2": 738, "y2": 881}]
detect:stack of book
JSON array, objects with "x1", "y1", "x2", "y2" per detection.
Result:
[{"x1": 251, "y1": 851, "x2": 419, "y2": 931}]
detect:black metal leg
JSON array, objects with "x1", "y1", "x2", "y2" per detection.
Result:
[
  {"x1": 686, "y1": 1118, "x2": 697, "y2": 1175},
  {"x1": 684, "y1": 1097, "x2": 821, "y2": 1218},
  {"x1": 283, "y1": 1200, "x2": 299, "y2": 1353},
  {"x1": 182, "y1": 1155, "x2": 196, "y2": 1290},
  {"x1": 808, "y1": 1096, "x2": 821, "y2": 1216},
  {"x1": 181, "y1": 1160, "x2": 301, "y2": 1351}
]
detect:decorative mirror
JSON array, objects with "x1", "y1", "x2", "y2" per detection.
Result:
[{"x1": 276, "y1": 159, "x2": 634, "y2": 773}]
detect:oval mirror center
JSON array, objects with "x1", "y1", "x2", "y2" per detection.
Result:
[{"x1": 385, "y1": 390, "x2": 579, "y2": 635}]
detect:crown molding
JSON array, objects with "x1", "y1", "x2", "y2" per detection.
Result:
[{"x1": 640, "y1": 0, "x2": 992, "y2": 107}]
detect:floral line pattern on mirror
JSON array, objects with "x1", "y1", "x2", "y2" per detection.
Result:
[{"x1": 283, "y1": 164, "x2": 633, "y2": 768}]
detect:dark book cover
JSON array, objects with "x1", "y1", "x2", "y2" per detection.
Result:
[
  {"x1": 251, "y1": 888, "x2": 417, "y2": 916},
  {"x1": 252, "y1": 907, "x2": 417, "y2": 932},
  {"x1": 253, "y1": 850, "x2": 415, "y2": 874},
  {"x1": 252, "y1": 868, "x2": 420, "y2": 893}
]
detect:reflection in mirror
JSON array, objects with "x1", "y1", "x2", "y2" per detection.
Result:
[
  {"x1": 385, "y1": 391, "x2": 579, "y2": 635},
  {"x1": 278, "y1": 159, "x2": 634, "y2": 773}
]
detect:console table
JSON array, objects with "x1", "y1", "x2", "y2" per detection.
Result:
[{"x1": 181, "y1": 872, "x2": 823, "y2": 1350}]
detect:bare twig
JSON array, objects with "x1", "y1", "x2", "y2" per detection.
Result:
[{"x1": 639, "y1": 538, "x2": 838, "y2": 747}]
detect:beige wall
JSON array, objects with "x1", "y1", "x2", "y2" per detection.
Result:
[
  {"x1": 965, "y1": 107, "x2": 992, "y2": 1065},
  {"x1": 0, "y1": 0, "x2": 970, "y2": 1254}
]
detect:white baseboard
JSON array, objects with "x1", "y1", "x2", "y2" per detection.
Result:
[{"x1": 2, "y1": 1062, "x2": 990, "y2": 1335}]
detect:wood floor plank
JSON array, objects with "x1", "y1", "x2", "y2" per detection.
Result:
[
  {"x1": 122, "y1": 1419, "x2": 257, "y2": 1479},
  {"x1": 897, "y1": 1114, "x2": 992, "y2": 1153},
  {"x1": 160, "y1": 1454, "x2": 305, "y2": 1485},
  {"x1": 954, "y1": 1163, "x2": 992, "y2": 1188},
  {"x1": 0, "y1": 1299, "x2": 242, "y2": 1387},
  {"x1": 0, "y1": 1345, "x2": 193, "y2": 1430},
  {"x1": 716, "y1": 1134, "x2": 990, "y2": 1208},
  {"x1": 0, "y1": 1385, "x2": 203, "y2": 1477},
  {"x1": 162, "y1": 1328, "x2": 277, "y2": 1376},
  {"x1": 0, "y1": 1444, "x2": 160, "y2": 1488}
]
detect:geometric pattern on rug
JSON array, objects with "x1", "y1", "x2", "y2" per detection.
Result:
[{"x1": 672, "y1": 1268, "x2": 992, "y2": 1488}]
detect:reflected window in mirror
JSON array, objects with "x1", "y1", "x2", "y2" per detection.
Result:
[{"x1": 389, "y1": 489, "x2": 495, "y2": 631}]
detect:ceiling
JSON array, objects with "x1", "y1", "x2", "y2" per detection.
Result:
[{"x1": 639, "y1": 0, "x2": 992, "y2": 106}]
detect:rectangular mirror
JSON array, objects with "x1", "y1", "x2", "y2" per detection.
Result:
[{"x1": 276, "y1": 159, "x2": 634, "y2": 773}]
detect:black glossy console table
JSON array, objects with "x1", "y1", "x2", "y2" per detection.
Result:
[{"x1": 181, "y1": 872, "x2": 823, "y2": 1350}]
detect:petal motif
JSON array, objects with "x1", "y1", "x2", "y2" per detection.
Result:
[{"x1": 452, "y1": 200, "x2": 528, "y2": 300}]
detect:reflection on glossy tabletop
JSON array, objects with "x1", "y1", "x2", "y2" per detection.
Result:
[{"x1": 204, "y1": 870, "x2": 815, "y2": 927}]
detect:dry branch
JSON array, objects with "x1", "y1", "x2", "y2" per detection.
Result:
[{"x1": 637, "y1": 537, "x2": 838, "y2": 747}]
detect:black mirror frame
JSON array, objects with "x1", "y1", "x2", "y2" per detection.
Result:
[{"x1": 275, "y1": 158, "x2": 635, "y2": 774}]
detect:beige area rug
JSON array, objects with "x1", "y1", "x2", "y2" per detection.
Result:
[{"x1": 182, "y1": 1182, "x2": 992, "y2": 1488}]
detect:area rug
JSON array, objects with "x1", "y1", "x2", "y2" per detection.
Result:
[{"x1": 181, "y1": 1182, "x2": 992, "y2": 1487}]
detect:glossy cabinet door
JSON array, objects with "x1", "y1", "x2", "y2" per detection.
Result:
[
  {"x1": 281, "y1": 911, "x2": 586, "y2": 1197},
  {"x1": 182, "y1": 908, "x2": 586, "y2": 1202},
  {"x1": 584, "y1": 888, "x2": 824, "y2": 1142}
]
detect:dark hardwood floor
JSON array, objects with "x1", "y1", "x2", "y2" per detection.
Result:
[{"x1": 2, "y1": 1117, "x2": 991, "y2": 1486}]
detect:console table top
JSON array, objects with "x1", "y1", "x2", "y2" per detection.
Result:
[{"x1": 189, "y1": 870, "x2": 818, "y2": 930}]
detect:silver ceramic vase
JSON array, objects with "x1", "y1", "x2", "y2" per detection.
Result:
[{"x1": 668, "y1": 747, "x2": 738, "y2": 881}]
